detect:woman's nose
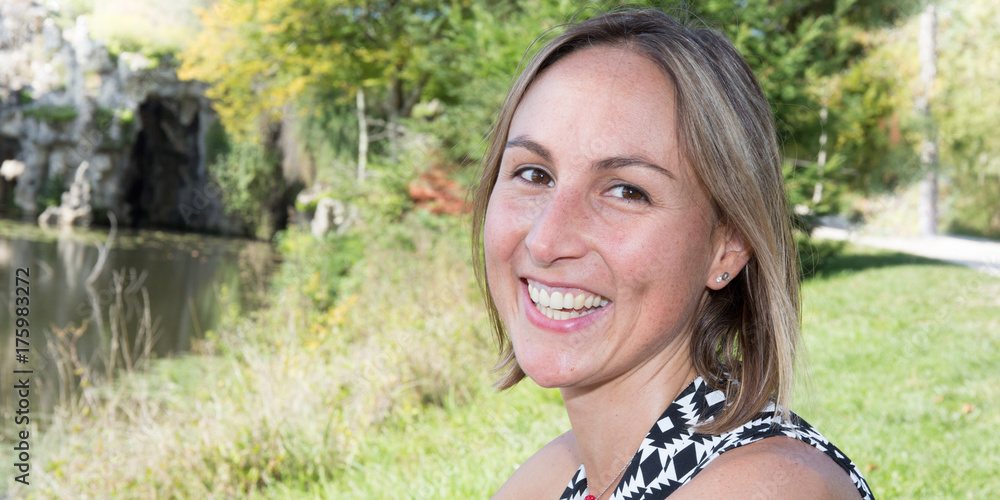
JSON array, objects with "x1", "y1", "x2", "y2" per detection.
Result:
[{"x1": 524, "y1": 191, "x2": 589, "y2": 266}]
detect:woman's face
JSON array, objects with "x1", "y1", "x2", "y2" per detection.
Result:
[{"x1": 484, "y1": 46, "x2": 735, "y2": 389}]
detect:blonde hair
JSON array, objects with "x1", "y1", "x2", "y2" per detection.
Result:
[{"x1": 472, "y1": 8, "x2": 800, "y2": 433}]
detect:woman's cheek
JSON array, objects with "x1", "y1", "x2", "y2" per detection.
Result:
[{"x1": 483, "y1": 196, "x2": 517, "y2": 300}]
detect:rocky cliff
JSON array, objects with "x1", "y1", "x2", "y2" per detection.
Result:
[{"x1": 0, "y1": 0, "x2": 241, "y2": 234}]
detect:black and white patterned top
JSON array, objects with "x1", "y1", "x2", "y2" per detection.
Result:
[{"x1": 559, "y1": 376, "x2": 874, "y2": 500}]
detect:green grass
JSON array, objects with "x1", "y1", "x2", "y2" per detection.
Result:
[
  {"x1": 264, "y1": 383, "x2": 569, "y2": 499},
  {"x1": 6, "y1": 226, "x2": 997, "y2": 498},
  {"x1": 795, "y1": 249, "x2": 1000, "y2": 498}
]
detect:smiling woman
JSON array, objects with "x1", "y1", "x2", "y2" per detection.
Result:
[{"x1": 472, "y1": 9, "x2": 873, "y2": 500}]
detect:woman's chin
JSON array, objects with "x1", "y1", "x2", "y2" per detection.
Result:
[
  {"x1": 515, "y1": 350, "x2": 583, "y2": 389},
  {"x1": 523, "y1": 371, "x2": 566, "y2": 389}
]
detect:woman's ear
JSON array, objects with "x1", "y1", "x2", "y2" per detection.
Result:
[{"x1": 706, "y1": 224, "x2": 751, "y2": 290}]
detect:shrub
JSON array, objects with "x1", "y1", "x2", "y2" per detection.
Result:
[
  {"x1": 209, "y1": 141, "x2": 283, "y2": 237},
  {"x1": 38, "y1": 172, "x2": 66, "y2": 209},
  {"x1": 945, "y1": 173, "x2": 1000, "y2": 239},
  {"x1": 797, "y1": 233, "x2": 847, "y2": 279}
]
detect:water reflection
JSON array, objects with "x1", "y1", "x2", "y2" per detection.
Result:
[{"x1": 0, "y1": 221, "x2": 275, "y2": 422}]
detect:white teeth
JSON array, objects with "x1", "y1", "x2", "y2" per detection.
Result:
[
  {"x1": 527, "y1": 282, "x2": 609, "y2": 318},
  {"x1": 550, "y1": 291, "x2": 563, "y2": 310},
  {"x1": 563, "y1": 293, "x2": 575, "y2": 310},
  {"x1": 533, "y1": 302, "x2": 602, "y2": 320}
]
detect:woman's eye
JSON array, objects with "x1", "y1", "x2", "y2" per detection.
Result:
[
  {"x1": 516, "y1": 167, "x2": 554, "y2": 187},
  {"x1": 608, "y1": 184, "x2": 649, "y2": 202}
]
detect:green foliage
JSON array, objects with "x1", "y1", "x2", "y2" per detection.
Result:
[
  {"x1": 796, "y1": 232, "x2": 847, "y2": 278},
  {"x1": 15, "y1": 88, "x2": 33, "y2": 105},
  {"x1": 180, "y1": 0, "x2": 502, "y2": 139},
  {"x1": 274, "y1": 227, "x2": 364, "y2": 311},
  {"x1": 783, "y1": 155, "x2": 850, "y2": 225},
  {"x1": 23, "y1": 105, "x2": 78, "y2": 123},
  {"x1": 209, "y1": 142, "x2": 283, "y2": 236},
  {"x1": 177, "y1": 0, "x2": 938, "y2": 223},
  {"x1": 827, "y1": 42, "x2": 921, "y2": 191},
  {"x1": 357, "y1": 162, "x2": 418, "y2": 222},
  {"x1": 94, "y1": 107, "x2": 115, "y2": 130},
  {"x1": 411, "y1": 0, "x2": 577, "y2": 165},
  {"x1": 945, "y1": 174, "x2": 1000, "y2": 239},
  {"x1": 933, "y1": 0, "x2": 1000, "y2": 238},
  {"x1": 38, "y1": 172, "x2": 66, "y2": 210},
  {"x1": 203, "y1": 120, "x2": 230, "y2": 167},
  {"x1": 291, "y1": 92, "x2": 361, "y2": 188},
  {"x1": 691, "y1": 0, "x2": 925, "y2": 215},
  {"x1": 936, "y1": 0, "x2": 1000, "y2": 168},
  {"x1": 177, "y1": 0, "x2": 568, "y2": 199},
  {"x1": 292, "y1": 192, "x2": 332, "y2": 214}
]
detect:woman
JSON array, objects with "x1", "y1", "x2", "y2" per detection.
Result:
[{"x1": 472, "y1": 9, "x2": 873, "y2": 500}]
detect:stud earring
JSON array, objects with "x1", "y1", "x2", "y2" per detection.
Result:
[{"x1": 715, "y1": 272, "x2": 731, "y2": 283}]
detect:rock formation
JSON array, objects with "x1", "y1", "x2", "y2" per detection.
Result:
[
  {"x1": 0, "y1": 0, "x2": 240, "y2": 234},
  {"x1": 294, "y1": 185, "x2": 356, "y2": 238},
  {"x1": 37, "y1": 159, "x2": 91, "y2": 227}
]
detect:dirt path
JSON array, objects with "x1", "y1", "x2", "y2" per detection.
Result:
[{"x1": 813, "y1": 226, "x2": 1000, "y2": 278}]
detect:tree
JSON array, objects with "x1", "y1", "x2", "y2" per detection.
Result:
[
  {"x1": 933, "y1": 0, "x2": 1000, "y2": 236},
  {"x1": 179, "y1": 0, "x2": 931, "y2": 229},
  {"x1": 180, "y1": 1, "x2": 519, "y2": 152},
  {"x1": 693, "y1": 0, "x2": 927, "y2": 220},
  {"x1": 916, "y1": 4, "x2": 938, "y2": 237}
]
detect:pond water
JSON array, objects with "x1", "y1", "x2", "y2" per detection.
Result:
[{"x1": 0, "y1": 219, "x2": 276, "y2": 421}]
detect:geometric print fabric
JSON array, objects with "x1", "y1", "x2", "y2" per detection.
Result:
[{"x1": 558, "y1": 376, "x2": 874, "y2": 500}]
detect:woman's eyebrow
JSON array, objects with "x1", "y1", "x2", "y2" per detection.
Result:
[
  {"x1": 594, "y1": 156, "x2": 676, "y2": 180},
  {"x1": 505, "y1": 136, "x2": 553, "y2": 163},
  {"x1": 505, "y1": 136, "x2": 675, "y2": 180}
]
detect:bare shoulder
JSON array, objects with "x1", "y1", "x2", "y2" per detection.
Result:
[
  {"x1": 491, "y1": 429, "x2": 582, "y2": 500},
  {"x1": 671, "y1": 436, "x2": 862, "y2": 500}
]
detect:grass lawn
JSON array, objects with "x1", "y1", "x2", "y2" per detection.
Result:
[
  {"x1": 796, "y1": 248, "x2": 1000, "y2": 498},
  {"x1": 312, "y1": 246, "x2": 999, "y2": 499}
]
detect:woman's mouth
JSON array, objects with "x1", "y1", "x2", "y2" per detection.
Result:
[{"x1": 526, "y1": 280, "x2": 610, "y2": 321}]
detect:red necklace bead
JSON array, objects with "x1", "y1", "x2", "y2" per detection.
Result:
[{"x1": 585, "y1": 496, "x2": 596, "y2": 500}]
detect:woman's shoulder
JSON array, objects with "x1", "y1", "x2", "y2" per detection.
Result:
[
  {"x1": 671, "y1": 436, "x2": 863, "y2": 499},
  {"x1": 491, "y1": 429, "x2": 582, "y2": 500}
]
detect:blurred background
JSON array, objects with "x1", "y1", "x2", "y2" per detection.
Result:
[{"x1": 0, "y1": 0, "x2": 997, "y2": 497}]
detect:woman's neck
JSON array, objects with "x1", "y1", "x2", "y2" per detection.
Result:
[{"x1": 560, "y1": 354, "x2": 697, "y2": 498}]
